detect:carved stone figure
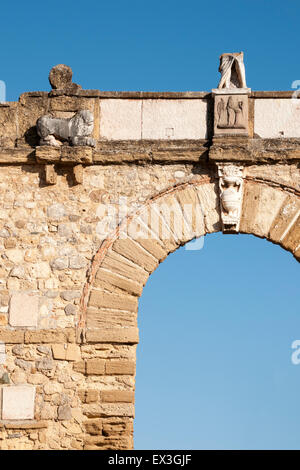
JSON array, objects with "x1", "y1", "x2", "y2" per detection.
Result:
[
  {"x1": 218, "y1": 164, "x2": 244, "y2": 232},
  {"x1": 216, "y1": 96, "x2": 246, "y2": 129},
  {"x1": 218, "y1": 52, "x2": 247, "y2": 89},
  {"x1": 214, "y1": 93, "x2": 248, "y2": 136},
  {"x1": 36, "y1": 110, "x2": 96, "y2": 147}
]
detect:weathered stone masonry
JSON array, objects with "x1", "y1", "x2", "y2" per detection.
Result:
[{"x1": 0, "y1": 58, "x2": 299, "y2": 449}]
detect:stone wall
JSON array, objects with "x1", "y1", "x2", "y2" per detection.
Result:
[{"x1": 0, "y1": 66, "x2": 299, "y2": 450}]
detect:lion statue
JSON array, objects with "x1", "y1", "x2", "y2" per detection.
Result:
[{"x1": 36, "y1": 109, "x2": 96, "y2": 147}]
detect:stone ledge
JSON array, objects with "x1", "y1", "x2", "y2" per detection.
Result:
[
  {"x1": 0, "y1": 148, "x2": 35, "y2": 163},
  {"x1": 1, "y1": 138, "x2": 300, "y2": 165},
  {"x1": 0, "y1": 420, "x2": 48, "y2": 430},
  {"x1": 51, "y1": 90, "x2": 211, "y2": 99},
  {"x1": 210, "y1": 138, "x2": 300, "y2": 162},
  {"x1": 250, "y1": 91, "x2": 300, "y2": 99},
  {"x1": 18, "y1": 90, "x2": 300, "y2": 99}
]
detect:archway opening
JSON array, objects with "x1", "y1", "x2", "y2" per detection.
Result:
[{"x1": 135, "y1": 233, "x2": 300, "y2": 450}]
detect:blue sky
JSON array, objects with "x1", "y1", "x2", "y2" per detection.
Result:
[
  {"x1": 136, "y1": 235, "x2": 300, "y2": 449},
  {"x1": 1, "y1": 0, "x2": 300, "y2": 100},
  {"x1": 1, "y1": 0, "x2": 299, "y2": 449}
]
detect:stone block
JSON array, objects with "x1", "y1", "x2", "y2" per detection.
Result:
[
  {"x1": 194, "y1": 183, "x2": 222, "y2": 233},
  {"x1": 84, "y1": 418, "x2": 103, "y2": 435},
  {"x1": 83, "y1": 403, "x2": 135, "y2": 418},
  {"x1": 36, "y1": 146, "x2": 61, "y2": 163},
  {"x1": 101, "y1": 251, "x2": 149, "y2": 284},
  {"x1": 86, "y1": 327, "x2": 139, "y2": 344},
  {"x1": 156, "y1": 193, "x2": 191, "y2": 243},
  {"x1": 17, "y1": 94, "x2": 48, "y2": 147},
  {"x1": 105, "y1": 361, "x2": 135, "y2": 375},
  {"x1": 88, "y1": 290, "x2": 138, "y2": 312},
  {"x1": 78, "y1": 390, "x2": 99, "y2": 403},
  {"x1": 0, "y1": 314, "x2": 7, "y2": 327},
  {"x1": 254, "y1": 99, "x2": 300, "y2": 138},
  {"x1": 112, "y1": 237, "x2": 159, "y2": 272},
  {"x1": 142, "y1": 99, "x2": 207, "y2": 139},
  {"x1": 4, "y1": 420, "x2": 48, "y2": 429},
  {"x1": 73, "y1": 361, "x2": 86, "y2": 374},
  {"x1": 99, "y1": 404, "x2": 135, "y2": 418},
  {"x1": 0, "y1": 104, "x2": 17, "y2": 147},
  {"x1": 99, "y1": 100, "x2": 142, "y2": 140},
  {"x1": 2, "y1": 385, "x2": 35, "y2": 420},
  {"x1": 73, "y1": 164, "x2": 83, "y2": 184},
  {"x1": 101, "y1": 390, "x2": 134, "y2": 403},
  {"x1": 52, "y1": 344, "x2": 81, "y2": 361},
  {"x1": 86, "y1": 359, "x2": 106, "y2": 375},
  {"x1": 94, "y1": 268, "x2": 143, "y2": 297},
  {"x1": 24, "y1": 328, "x2": 75, "y2": 344},
  {"x1": 269, "y1": 195, "x2": 300, "y2": 243},
  {"x1": 175, "y1": 186, "x2": 206, "y2": 238},
  {"x1": 282, "y1": 215, "x2": 300, "y2": 252},
  {"x1": 240, "y1": 182, "x2": 286, "y2": 238},
  {"x1": 86, "y1": 307, "x2": 137, "y2": 329},
  {"x1": 0, "y1": 329, "x2": 24, "y2": 344},
  {"x1": 65, "y1": 344, "x2": 81, "y2": 362},
  {"x1": 61, "y1": 146, "x2": 93, "y2": 164},
  {"x1": 51, "y1": 344, "x2": 67, "y2": 360},
  {"x1": 9, "y1": 292, "x2": 39, "y2": 327},
  {"x1": 57, "y1": 404, "x2": 72, "y2": 421},
  {"x1": 45, "y1": 164, "x2": 57, "y2": 185}
]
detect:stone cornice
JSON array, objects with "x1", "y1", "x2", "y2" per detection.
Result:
[{"x1": 0, "y1": 138, "x2": 300, "y2": 165}]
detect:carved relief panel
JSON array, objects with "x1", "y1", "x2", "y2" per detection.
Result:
[{"x1": 213, "y1": 92, "x2": 249, "y2": 136}]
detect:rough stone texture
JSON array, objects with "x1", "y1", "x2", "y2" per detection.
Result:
[
  {"x1": 0, "y1": 74, "x2": 298, "y2": 450},
  {"x1": 49, "y1": 64, "x2": 79, "y2": 92}
]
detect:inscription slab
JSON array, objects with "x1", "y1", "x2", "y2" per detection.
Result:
[
  {"x1": 9, "y1": 292, "x2": 39, "y2": 327},
  {"x1": 2, "y1": 385, "x2": 35, "y2": 420}
]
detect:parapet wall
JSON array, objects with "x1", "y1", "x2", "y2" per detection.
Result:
[{"x1": 2, "y1": 91, "x2": 300, "y2": 143}]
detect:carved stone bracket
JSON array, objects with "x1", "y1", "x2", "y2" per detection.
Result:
[
  {"x1": 217, "y1": 163, "x2": 244, "y2": 233},
  {"x1": 43, "y1": 163, "x2": 84, "y2": 186}
]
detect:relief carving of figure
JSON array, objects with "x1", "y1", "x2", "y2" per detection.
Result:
[
  {"x1": 218, "y1": 52, "x2": 247, "y2": 89},
  {"x1": 217, "y1": 96, "x2": 246, "y2": 129}
]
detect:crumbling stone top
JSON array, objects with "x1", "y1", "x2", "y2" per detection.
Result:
[{"x1": 49, "y1": 64, "x2": 82, "y2": 94}]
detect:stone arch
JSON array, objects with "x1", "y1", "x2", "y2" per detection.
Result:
[{"x1": 78, "y1": 176, "x2": 299, "y2": 449}]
